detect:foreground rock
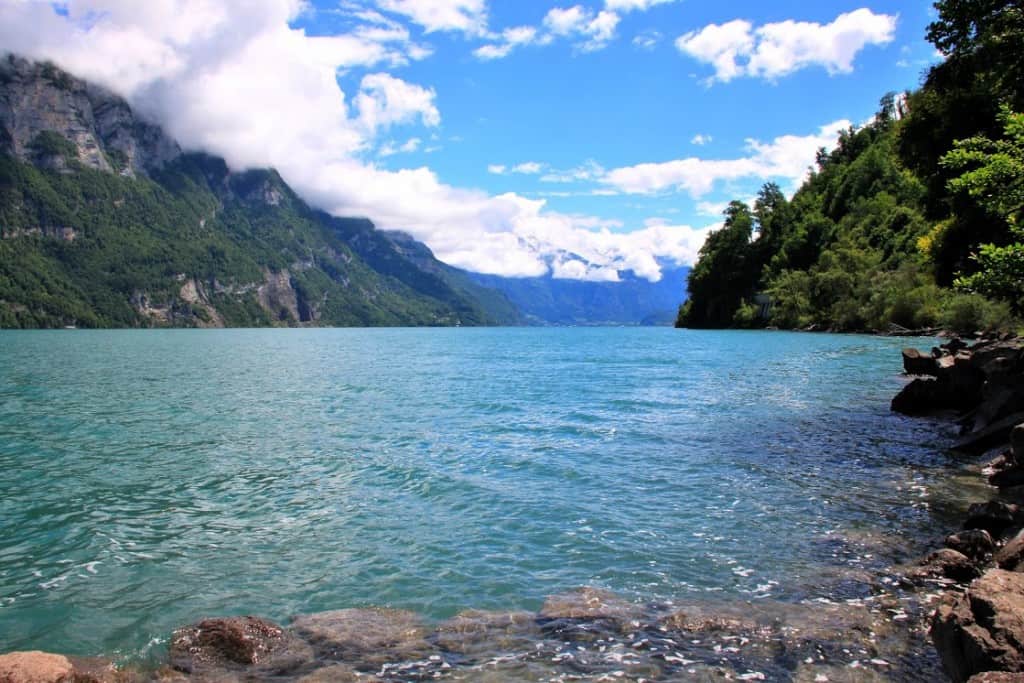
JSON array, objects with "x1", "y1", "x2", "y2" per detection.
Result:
[
  {"x1": 169, "y1": 616, "x2": 313, "y2": 676},
  {"x1": 0, "y1": 652, "x2": 120, "y2": 683},
  {"x1": 0, "y1": 652, "x2": 75, "y2": 683},
  {"x1": 933, "y1": 569, "x2": 1024, "y2": 681}
]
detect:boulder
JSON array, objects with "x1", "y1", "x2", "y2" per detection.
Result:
[
  {"x1": 0, "y1": 652, "x2": 74, "y2": 683},
  {"x1": 933, "y1": 569, "x2": 1024, "y2": 681},
  {"x1": 957, "y1": 415, "x2": 1024, "y2": 455},
  {"x1": 169, "y1": 616, "x2": 313, "y2": 676},
  {"x1": 892, "y1": 378, "x2": 956, "y2": 415},
  {"x1": 913, "y1": 548, "x2": 981, "y2": 582},
  {"x1": 903, "y1": 347, "x2": 938, "y2": 376},
  {"x1": 948, "y1": 530, "x2": 997, "y2": 561},
  {"x1": 965, "y1": 502, "x2": 1024, "y2": 535},
  {"x1": 1015, "y1": 425, "x2": 1024, "y2": 460},
  {"x1": 997, "y1": 532, "x2": 1024, "y2": 572}
]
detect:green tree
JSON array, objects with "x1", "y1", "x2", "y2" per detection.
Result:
[{"x1": 942, "y1": 107, "x2": 1024, "y2": 312}]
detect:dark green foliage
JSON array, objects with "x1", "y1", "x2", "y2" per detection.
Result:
[{"x1": 0, "y1": 150, "x2": 520, "y2": 328}]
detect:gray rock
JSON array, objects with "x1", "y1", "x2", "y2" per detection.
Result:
[
  {"x1": 0, "y1": 55, "x2": 180, "y2": 177},
  {"x1": 965, "y1": 501, "x2": 1023, "y2": 535}
]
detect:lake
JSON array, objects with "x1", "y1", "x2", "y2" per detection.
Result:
[{"x1": 0, "y1": 328, "x2": 961, "y2": 671}]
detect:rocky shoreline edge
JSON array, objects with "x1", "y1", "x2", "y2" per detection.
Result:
[
  {"x1": 890, "y1": 333, "x2": 1024, "y2": 682},
  {"x1": 3, "y1": 337, "x2": 1024, "y2": 682}
]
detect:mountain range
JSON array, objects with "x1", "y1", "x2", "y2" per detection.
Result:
[{"x1": 0, "y1": 56, "x2": 686, "y2": 328}]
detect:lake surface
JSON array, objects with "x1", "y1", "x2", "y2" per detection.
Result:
[{"x1": 0, "y1": 328, "x2": 961, "y2": 663}]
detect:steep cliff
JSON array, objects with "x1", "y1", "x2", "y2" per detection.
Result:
[{"x1": 0, "y1": 55, "x2": 520, "y2": 328}]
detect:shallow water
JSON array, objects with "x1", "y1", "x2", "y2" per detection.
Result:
[{"x1": 0, "y1": 328, "x2": 963, "y2": 669}]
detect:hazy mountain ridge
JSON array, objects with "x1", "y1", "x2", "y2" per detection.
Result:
[{"x1": 469, "y1": 265, "x2": 690, "y2": 326}]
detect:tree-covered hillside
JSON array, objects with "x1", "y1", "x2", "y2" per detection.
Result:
[{"x1": 678, "y1": 0, "x2": 1023, "y2": 333}]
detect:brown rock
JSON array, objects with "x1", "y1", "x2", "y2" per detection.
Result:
[
  {"x1": 948, "y1": 530, "x2": 997, "y2": 561},
  {"x1": 0, "y1": 652, "x2": 74, "y2": 683},
  {"x1": 914, "y1": 548, "x2": 981, "y2": 582},
  {"x1": 892, "y1": 378, "x2": 954, "y2": 415},
  {"x1": 996, "y1": 531, "x2": 1024, "y2": 571},
  {"x1": 169, "y1": 615, "x2": 313, "y2": 676},
  {"x1": 969, "y1": 672, "x2": 1024, "y2": 682},
  {"x1": 932, "y1": 569, "x2": 1024, "y2": 682}
]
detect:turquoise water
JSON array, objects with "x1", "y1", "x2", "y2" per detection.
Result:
[{"x1": 0, "y1": 328, "x2": 956, "y2": 659}]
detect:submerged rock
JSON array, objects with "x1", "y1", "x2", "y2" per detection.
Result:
[
  {"x1": 433, "y1": 610, "x2": 540, "y2": 656},
  {"x1": 932, "y1": 569, "x2": 1024, "y2": 681},
  {"x1": 169, "y1": 616, "x2": 313, "y2": 676},
  {"x1": 289, "y1": 608, "x2": 431, "y2": 667}
]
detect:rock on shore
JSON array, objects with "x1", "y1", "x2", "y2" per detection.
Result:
[{"x1": 895, "y1": 335, "x2": 1024, "y2": 681}]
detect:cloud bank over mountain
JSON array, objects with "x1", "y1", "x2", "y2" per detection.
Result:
[{"x1": 0, "y1": 0, "x2": 877, "y2": 281}]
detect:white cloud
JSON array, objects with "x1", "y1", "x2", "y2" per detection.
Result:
[
  {"x1": 603, "y1": 119, "x2": 850, "y2": 195},
  {"x1": 374, "y1": 0, "x2": 488, "y2": 36},
  {"x1": 512, "y1": 161, "x2": 543, "y2": 174},
  {"x1": 539, "y1": 160, "x2": 606, "y2": 183},
  {"x1": 379, "y1": 136, "x2": 422, "y2": 156},
  {"x1": 632, "y1": 30, "x2": 662, "y2": 50},
  {"x1": 691, "y1": 134, "x2": 712, "y2": 145},
  {"x1": 473, "y1": 25, "x2": 539, "y2": 61},
  {"x1": 355, "y1": 73, "x2": 440, "y2": 135},
  {"x1": 543, "y1": 5, "x2": 620, "y2": 52},
  {"x1": 0, "y1": 0, "x2": 712, "y2": 281},
  {"x1": 676, "y1": 8, "x2": 897, "y2": 83},
  {"x1": 605, "y1": 0, "x2": 678, "y2": 12},
  {"x1": 487, "y1": 164, "x2": 507, "y2": 175}
]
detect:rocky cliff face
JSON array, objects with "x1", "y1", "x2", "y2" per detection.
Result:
[{"x1": 0, "y1": 55, "x2": 180, "y2": 176}]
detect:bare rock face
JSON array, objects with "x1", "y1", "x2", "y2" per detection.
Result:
[
  {"x1": 932, "y1": 569, "x2": 1024, "y2": 682},
  {"x1": 169, "y1": 615, "x2": 313, "y2": 676},
  {"x1": 0, "y1": 55, "x2": 179, "y2": 176},
  {"x1": 0, "y1": 652, "x2": 74, "y2": 683}
]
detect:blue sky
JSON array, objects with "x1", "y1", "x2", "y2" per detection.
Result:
[{"x1": 1, "y1": 0, "x2": 941, "y2": 281}]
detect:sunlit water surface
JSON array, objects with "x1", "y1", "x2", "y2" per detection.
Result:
[{"x1": 0, "y1": 328, "x2": 963, "y2": 670}]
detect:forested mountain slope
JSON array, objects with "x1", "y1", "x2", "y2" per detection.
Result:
[{"x1": 0, "y1": 56, "x2": 521, "y2": 328}]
